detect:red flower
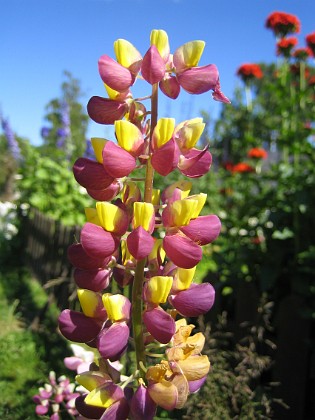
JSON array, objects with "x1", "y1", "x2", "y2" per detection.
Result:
[
  {"x1": 308, "y1": 75, "x2": 315, "y2": 86},
  {"x1": 265, "y1": 11, "x2": 300, "y2": 37},
  {"x1": 276, "y1": 37, "x2": 298, "y2": 57},
  {"x1": 247, "y1": 147, "x2": 268, "y2": 159},
  {"x1": 306, "y1": 32, "x2": 315, "y2": 55},
  {"x1": 236, "y1": 64, "x2": 263, "y2": 82},
  {"x1": 293, "y1": 47, "x2": 313, "y2": 60},
  {"x1": 232, "y1": 162, "x2": 254, "y2": 173}
]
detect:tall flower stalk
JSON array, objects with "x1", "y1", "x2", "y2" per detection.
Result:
[{"x1": 58, "y1": 29, "x2": 229, "y2": 419}]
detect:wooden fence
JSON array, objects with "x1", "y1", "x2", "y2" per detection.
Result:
[{"x1": 24, "y1": 207, "x2": 81, "y2": 309}]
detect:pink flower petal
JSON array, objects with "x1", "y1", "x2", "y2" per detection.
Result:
[
  {"x1": 151, "y1": 138, "x2": 180, "y2": 176},
  {"x1": 188, "y1": 375, "x2": 207, "y2": 393},
  {"x1": 87, "y1": 96, "x2": 128, "y2": 125},
  {"x1": 126, "y1": 226, "x2": 154, "y2": 260},
  {"x1": 177, "y1": 64, "x2": 219, "y2": 94},
  {"x1": 163, "y1": 233, "x2": 202, "y2": 269},
  {"x1": 74, "y1": 268, "x2": 111, "y2": 292},
  {"x1": 64, "y1": 356, "x2": 82, "y2": 371},
  {"x1": 169, "y1": 283, "x2": 215, "y2": 317},
  {"x1": 87, "y1": 180, "x2": 121, "y2": 201},
  {"x1": 100, "y1": 398, "x2": 130, "y2": 420},
  {"x1": 143, "y1": 306, "x2": 176, "y2": 344},
  {"x1": 102, "y1": 141, "x2": 136, "y2": 178},
  {"x1": 130, "y1": 384, "x2": 157, "y2": 420},
  {"x1": 178, "y1": 147, "x2": 212, "y2": 178},
  {"x1": 58, "y1": 309, "x2": 103, "y2": 342},
  {"x1": 73, "y1": 158, "x2": 114, "y2": 190},
  {"x1": 159, "y1": 75, "x2": 180, "y2": 99},
  {"x1": 180, "y1": 215, "x2": 221, "y2": 245},
  {"x1": 141, "y1": 45, "x2": 166, "y2": 84},
  {"x1": 97, "y1": 322, "x2": 129, "y2": 361},
  {"x1": 212, "y1": 79, "x2": 231, "y2": 104},
  {"x1": 98, "y1": 54, "x2": 135, "y2": 92},
  {"x1": 68, "y1": 243, "x2": 111, "y2": 270},
  {"x1": 81, "y1": 222, "x2": 120, "y2": 260}
]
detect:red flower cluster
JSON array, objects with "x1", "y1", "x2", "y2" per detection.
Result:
[
  {"x1": 231, "y1": 162, "x2": 255, "y2": 173},
  {"x1": 276, "y1": 37, "x2": 298, "y2": 58},
  {"x1": 308, "y1": 75, "x2": 315, "y2": 86},
  {"x1": 265, "y1": 11, "x2": 300, "y2": 37},
  {"x1": 236, "y1": 63, "x2": 263, "y2": 82},
  {"x1": 247, "y1": 147, "x2": 268, "y2": 159},
  {"x1": 306, "y1": 32, "x2": 315, "y2": 55},
  {"x1": 293, "y1": 47, "x2": 313, "y2": 61}
]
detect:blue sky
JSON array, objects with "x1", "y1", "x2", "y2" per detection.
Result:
[{"x1": 1, "y1": 0, "x2": 314, "y2": 146}]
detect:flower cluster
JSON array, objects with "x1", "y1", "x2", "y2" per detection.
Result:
[
  {"x1": 247, "y1": 147, "x2": 268, "y2": 160},
  {"x1": 58, "y1": 29, "x2": 229, "y2": 419},
  {"x1": 276, "y1": 36, "x2": 298, "y2": 58},
  {"x1": 265, "y1": 11, "x2": 300, "y2": 38},
  {"x1": 1, "y1": 114, "x2": 22, "y2": 162},
  {"x1": 236, "y1": 63, "x2": 263, "y2": 82},
  {"x1": 56, "y1": 101, "x2": 71, "y2": 149},
  {"x1": 33, "y1": 371, "x2": 80, "y2": 419},
  {"x1": 306, "y1": 32, "x2": 315, "y2": 56}
]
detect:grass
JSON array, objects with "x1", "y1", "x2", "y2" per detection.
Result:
[{"x1": 0, "y1": 266, "x2": 71, "y2": 419}]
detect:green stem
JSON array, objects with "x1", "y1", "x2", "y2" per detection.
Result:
[{"x1": 132, "y1": 83, "x2": 158, "y2": 378}]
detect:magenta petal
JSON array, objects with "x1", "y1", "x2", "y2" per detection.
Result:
[
  {"x1": 178, "y1": 148, "x2": 212, "y2": 178},
  {"x1": 212, "y1": 79, "x2": 231, "y2": 104},
  {"x1": 177, "y1": 64, "x2": 219, "y2": 94},
  {"x1": 73, "y1": 158, "x2": 114, "y2": 190},
  {"x1": 143, "y1": 307, "x2": 176, "y2": 344},
  {"x1": 130, "y1": 384, "x2": 157, "y2": 420},
  {"x1": 169, "y1": 283, "x2": 215, "y2": 317},
  {"x1": 35, "y1": 405, "x2": 49, "y2": 415},
  {"x1": 68, "y1": 244, "x2": 110, "y2": 270},
  {"x1": 87, "y1": 180, "x2": 121, "y2": 201},
  {"x1": 141, "y1": 45, "x2": 166, "y2": 84},
  {"x1": 163, "y1": 233, "x2": 202, "y2": 269},
  {"x1": 97, "y1": 322, "x2": 129, "y2": 361},
  {"x1": 74, "y1": 268, "x2": 111, "y2": 292},
  {"x1": 159, "y1": 75, "x2": 180, "y2": 99},
  {"x1": 75, "y1": 394, "x2": 106, "y2": 419},
  {"x1": 102, "y1": 141, "x2": 136, "y2": 178},
  {"x1": 98, "y1": 54, "x2": 134, "y2": 92},
  {"x1": 180, "y1": 215, "x2": 221, "y2": 246},
  {"x1": 58, "y1": 309, "x2": 102, "y2": 342},
  {"x1": 151, "y1": 138, "x2": 180, "y2": 176},
  {"x1": 188, "y1": 376, "x2": 207, "y2": 393},
  {"x1": 127, "y1": 226, "x2": 154, "y2": 260},
  {"x1": 100, "y1": 398, "x2": 130, "y2": 420},
  {"x1": 87, "y1": 96, "x2": 128, "y2": 125},
  {"x1": 81, "y1": 223, "x2": 119, "y2": 260}
]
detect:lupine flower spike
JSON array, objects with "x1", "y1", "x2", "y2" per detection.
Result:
[{"x1": 58, "y1": 29, "x2": 230, "y2": 419}]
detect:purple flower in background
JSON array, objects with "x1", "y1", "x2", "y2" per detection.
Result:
[
  {"x1": 57, "y1": 101, "x2": 71, "y2": 151},
  {"x1": 1, "y1": 115, "x2": 22, "y2": 162},
  {"x1": 41, "y1": 126, "x2": 51, "y2": 139},
  {"x1": 83, "y1": 139, "x2": 96, "y2": 160}
]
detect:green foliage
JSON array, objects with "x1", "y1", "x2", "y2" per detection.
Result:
[
  {"x1": 18, "y1": 147, "x2": 93, "y2": 226},
  {"x1": 39, "y1": 70, "x2": 89, "y2": 161}
]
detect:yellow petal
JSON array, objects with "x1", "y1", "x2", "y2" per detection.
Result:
[
  {"x1": 173, "y1": 267, "x2": 196, "y2": 291},
  {"x1": 148, "y1": 238, "x2": 166, "y2": 264},
  {"x1": 91, "y1": 138, "x2": 107, "y2": 163},
  {"x1": 76, "y1": 372, "x2": 110, "y2": 392},
  {"x1": 146, "y1": 276, "x2": 173, "y2": 304},
  {"x1": 115, "y1": 120, "x2": 143, "y2": 154},
  {"x1": 176, "y1": 40, "x2": 205, "y2": 68},
  {"x1": 152, "y1": 189, "x2": 160, "y2": 206},
  {"x1": 185, "y1": 193, "x2": 207, "y2": 218},
  {"x1": 170, "y1": 199, "x2": 198, "y2": 226},
  {"x1": 133, "y1": 202, "x2": 155, "y2": 231},
  {"x1": 153, "y1": 118, "x2": 175, "y2": 148},
  {"x1": 186, "y1": 332, "x2": 206, "y2": 354},
  {"x1": 96, "y1": 202, "x2": 126, "y2": 234},
  {"x1": 102, "y1": 293, "x2": 128, "y2": 322},
  {"x1": 114, "y1": 39, "x2": 142, "y2": 68},
  {"x1": 177, "y1": 120, "x2": 206, "y2": 150},
  {"x1": 77, "y1": 289, "x2": 101, "y2": 318},
  {"x1": 85, "y1": 208, "x2": 101, "y2": 226},
  {"x1": 148, "y1": 380, "x2": 178, "y2": 411},
  {"x1": 84, "y1": 383, "x2": 123, "y2": 408},
  {"x1": 150, "y1": 29, "x2": 170, "y2": 60}
]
